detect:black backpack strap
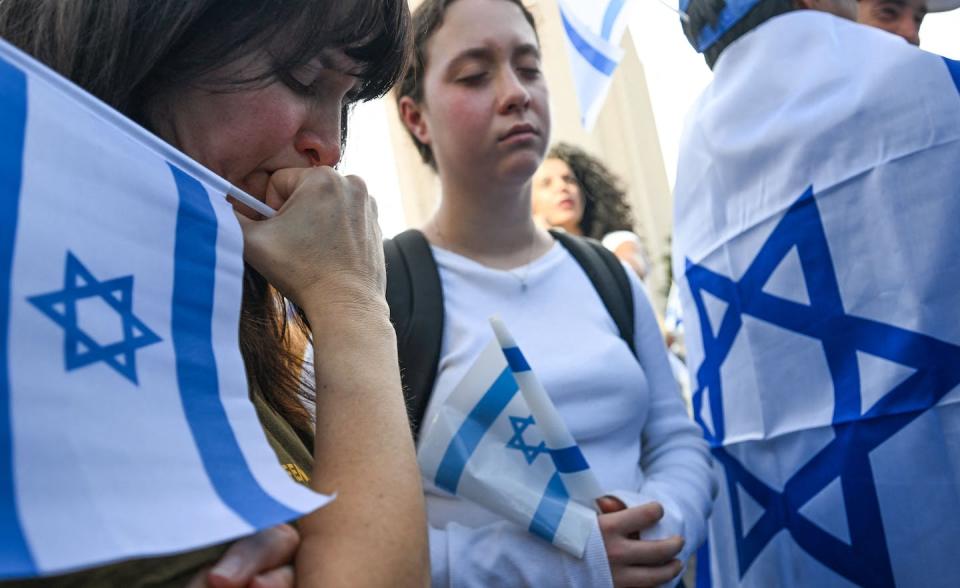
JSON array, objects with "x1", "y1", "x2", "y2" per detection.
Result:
[
  {"x1": 384, "y1": 229, "x2": 444, "y2": 441},
  {"x1": 549, "y1": 230, "x2": 637, "y2": 357}
]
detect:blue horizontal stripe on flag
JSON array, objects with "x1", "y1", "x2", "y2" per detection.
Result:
[
  {"x1": 551, "y1": 446, "x2": 590, "y2": 473},
  {"x1": 169, "y1": 165, "x2": 300, "y2": 528},
  {"x1": 944, "y1": 57, "x2": 960, "y2": 97},
  {"x1": 435, "y1": 367, "x2": 518, "y2": 494},
  {"x1": 0, "y1": 55, "x2": 38, "y2": 578},
  {"x1": 560, "y1": 8, "x2": 618, "y2": 76},
  {"x1": 529, "y1": 472, "x2": 570, "y2": 543},
  {"x1": 502, "y1": 346, "x2": 530, "y2": 373},
  {"x1": 601, "y1": 0, "x2": 628, "y2": 41}
]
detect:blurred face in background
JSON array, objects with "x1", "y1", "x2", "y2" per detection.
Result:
[
  {"x1": 532, "y1": 157, "x2": 584, "y2": 235},
  {"x1": 857, "y1": 0, "x2": 926, "y2": 44}
]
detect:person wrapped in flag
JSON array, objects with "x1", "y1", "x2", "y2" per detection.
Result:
[
  {"x1": 390, "y1": 0, "x2": 717, "y2": 586},
  {"x1": 0, "y1": 0, "x2": 428, "y2": 586},
  {"x1": 674, "y1": 0, "x2": 960, "y2": 586}
]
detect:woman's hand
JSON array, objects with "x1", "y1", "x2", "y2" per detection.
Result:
[
  {"x1": 597, "y1": 496, "x2": 684, "y2": 588},
  {"x1": 185, "y1": 524, "x2": 300, "y2": 588},
  {"x1": 235, "y1": 167, "x2": 386, "y2": 318}
]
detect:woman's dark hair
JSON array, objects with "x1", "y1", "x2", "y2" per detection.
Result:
[
  {"x1": 547, "y1": 143, "x2": 635, "y2": 240},
  {"x1": 0, "y1": 0, "x2": 411, "y2": 440},
  {"x1": 682, "y1": 0, "x2": 795, "y2": 68},
  {"x1": 395, "y1": 0, "x2": 538, "y2": 169}
]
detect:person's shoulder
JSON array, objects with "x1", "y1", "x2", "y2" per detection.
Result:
[{"x1": 601, "y1": 230, "x2": 642, "y2": 250}]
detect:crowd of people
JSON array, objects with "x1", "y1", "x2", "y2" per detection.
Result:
[{"x1": 2, "y1": 0, "x2": 958, "y2": 586}]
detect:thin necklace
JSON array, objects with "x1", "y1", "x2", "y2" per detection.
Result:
[
  {"x1": 507, "y1": 228, "x2": 538, "y2": 292},
  {"x1": 433, "y1": 222, "x2": 539, "y2": 292}
]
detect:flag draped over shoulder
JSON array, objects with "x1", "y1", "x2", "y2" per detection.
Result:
[
  {"x1": 417, "y1": 318, "x2": 598, "y2": 557},
  {"x1": 672, "y1": 12, "x2": 960, "y2": 588},
  {"x1": 556, "y1": 0, "x2": 633, "y2": 130},
  {"x1": 0, "y1": 39, "x2": 330, "y2": 579}
]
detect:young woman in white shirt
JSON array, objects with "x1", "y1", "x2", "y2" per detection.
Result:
[{"x1": 396, "y1": 0, "x2": 716, "y2": 586}]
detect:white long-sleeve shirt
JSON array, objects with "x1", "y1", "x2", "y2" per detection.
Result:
[{"x1": 420, "y1": 241, "x2": 717, "y2": 587}]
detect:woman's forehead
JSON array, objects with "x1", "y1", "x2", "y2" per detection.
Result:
[
  {"x1": 542, "y1": 158, "x2": 571, "y2": 174},
  {"x1": 427, "y1": 0, "x2": 538, "y2": 65}
]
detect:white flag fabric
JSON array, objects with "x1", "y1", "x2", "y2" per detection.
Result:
[
  {"x1": 557, "y1": 0, "x2": 632, "y2": 130},
  {"x1": 417, "y1": 319, "x2": 596, "y2": 557},
  {"x1": 0, "y1": 39, "x2": 330, "y2": 579},
  {"x1": 673, "y1": 12, "x2": 960, "y2": 588},
  {"x1": 488, "y1": 316, "x2": 604, "y2": 511}
]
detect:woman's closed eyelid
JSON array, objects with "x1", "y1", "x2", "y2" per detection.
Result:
[
  {"x1": 456, "y1": 71, "x2": 488, "y2": 84},
  {"x1": 288, "y1": 61, "x2": 325, "y2": 85},
  {"x1": 282, "y1": 68, "x2": 359, "y2": 106}
]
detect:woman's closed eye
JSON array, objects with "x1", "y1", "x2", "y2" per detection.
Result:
[
  {"x1": 280, "y1": 68, "x2": 323, "y2": 96},
  {"x1": 517, "y1": 66, "x2": 541, "y2": 80},
  {"x1": 279, "y1": 60, "x2": 327, "y2": 93},
  {"x1": 280, "y1": 67, "x2": 362, "y2": 110},
  {"x1": 456, "y1": 70, "x2": 489, "y2": 85}
]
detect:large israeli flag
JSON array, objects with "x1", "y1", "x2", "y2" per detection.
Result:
[
  {"x1": 557, "y1": 0, "x2": 633, "y2": 130},
  {"x1": 672, "y1": 12, "x2": 960, "y2": 588},
  {"x1": 0, "y1": 39, "x2": 330, "y2": 579},
  {"x1": 418, "y1": 319, "x2": 597, "y2": 557}
]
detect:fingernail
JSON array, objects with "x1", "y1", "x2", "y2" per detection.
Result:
[{"x1": 210, "y1": 556, "x2": 242, "y2": 581}]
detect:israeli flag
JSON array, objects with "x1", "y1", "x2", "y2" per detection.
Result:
[
  {"x1": 418, "y1": 318, "x2": 598, "y2": 557},
  {"x1": 0, "y1": 39, "x2": 329, "y2": 579},
  {"x1": 672, "y1": 13, "x2": 960, "y2": 588},
  {"x1": 557, "y1": 0, "x2": 633, "y2": 130}
]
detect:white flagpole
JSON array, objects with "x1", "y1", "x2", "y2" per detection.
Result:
[
  {"x1": 0, "y1": 37, "x2": 276, "y2": 220},
  {"x1": 227, "y1": 187, "x2": 276, "y2": 218},
  {"x1": 489, "y1": 317, "x2": 605, "y2": 511},
  {"x1": 653, "y1": 0, "x2": 691, "y2": 22}
]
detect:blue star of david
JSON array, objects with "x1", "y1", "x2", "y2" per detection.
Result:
[
  {"x1": 686, "y1": 187, "x2": 960, "y2": 587},
  {"x1": 28, "y1": 252, "x2": 162, "y2": 385},
  {"x1": 506, "y1": 415, "x2": 549, "y2": 464}
]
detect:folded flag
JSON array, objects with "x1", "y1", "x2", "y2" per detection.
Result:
[
  {"x1": 672, "y1": 13, "x2": 960, "y2": 587},
  {"x1": 418, "y1": 318, "x2": 598, "y2": 557},
  {"x1": 557, "y1": 0, "x2": 633, "y2": 130},
  {"x1": 0, "y1": 38, "x2": 330, "y2": 579}
]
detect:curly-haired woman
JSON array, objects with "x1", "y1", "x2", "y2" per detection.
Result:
[{"x1": 533, "y1": 143, "x2": 652, "y2": 281}]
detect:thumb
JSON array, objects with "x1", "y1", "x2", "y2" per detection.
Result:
[
  {"x1": 596, "y1": 495, "x2": 627, "y2": 514},
  {"x1": 207, "y1": 525, "x2": 300, "y2": 588},
  {"x1": 264, "y1": 168, "x2": 312, "y2": 211}
]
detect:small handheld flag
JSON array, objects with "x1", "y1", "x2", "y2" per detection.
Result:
[
  {"x1": 418, "y1": 318, "x2": 599, "y2": 557},
  {"x1": 489, "y1": 317, "x2": 604, "y2": 510}
]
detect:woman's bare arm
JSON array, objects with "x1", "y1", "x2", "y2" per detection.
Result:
[{"x1": 237, "y1": 167, "x2": 429, "y2": 587}]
